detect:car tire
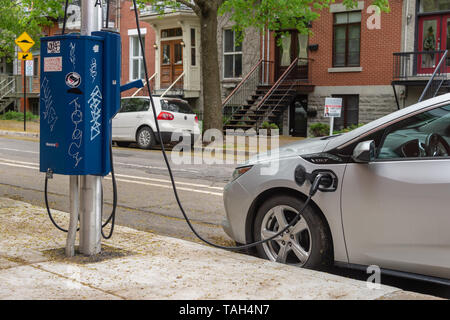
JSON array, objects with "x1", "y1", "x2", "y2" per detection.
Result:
[
  {"x1": 115, "y1": 141, "x2": 129, "y2": 148},
  {"x1": 253, "y1": 195, "x2": 332, "y2": 270},
  {"x1": 136, "y1": 127, "x2": 155, "y2": 150}
]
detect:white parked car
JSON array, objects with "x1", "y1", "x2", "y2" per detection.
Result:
[{"x1": 112, "y1": 97, "x2": 200, "y2": 149}]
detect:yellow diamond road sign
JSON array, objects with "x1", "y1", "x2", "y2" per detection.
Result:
[
  {"x1": 15, "y1": 32, "x2": 35, "y2": 53},
  {"x1": 18, "y1": 52, "x2": 33, "y2": 61}
]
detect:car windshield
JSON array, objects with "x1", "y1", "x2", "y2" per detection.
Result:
[{"x1": 161, "y1": 100, "x2": 195, "y2": 114}]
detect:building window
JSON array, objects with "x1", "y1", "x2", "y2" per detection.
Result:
[
  {"x1": 191, "y1": 28, "x2": 196, "y2": 66},
  {"x1": 419, "y1": 0, "x2": 450, "y2": 13},
  {"x1": 333, "y1": 11, "x2": 361, "y2": 67},
  {"x1": 223, "y1": 29, "x2": 242, "y2": 79},
  {"x1": 332, "y1": 95, "x2": 359, "y2": 130},
  {"x1": 130, "y1": 36, "x2": 145, "y2": 81},
  {"x1": 33, "y1": 57, "x2": 38, "y2": 76},
  {"x1": 161, "y1": 28, "x2": 182, "y2": 38}
]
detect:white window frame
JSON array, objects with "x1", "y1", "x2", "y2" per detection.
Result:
[
  {"x1": 129, "y1": 34, "x2": 145, "y2": 81},
  {"x1": 223, "y1": 29, "x2": 243, "y2": 79}
]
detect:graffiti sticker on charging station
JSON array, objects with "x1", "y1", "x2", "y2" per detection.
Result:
[{"x1": 44, "y1": 56, "x2": 63, "y2": 72}]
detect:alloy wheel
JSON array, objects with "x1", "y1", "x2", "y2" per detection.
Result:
[{"x1": 260, "y1": 205, "x2": 311, "y2": 266}]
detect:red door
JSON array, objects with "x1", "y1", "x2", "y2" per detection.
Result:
[
  {"x1": 418, "y1": 15, "x2": 441, "y2": 74},
  {"x1": 439, "y1": 14, "x2": 450, "y2": 72}
]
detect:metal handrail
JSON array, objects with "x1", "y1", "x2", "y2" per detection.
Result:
[
  {"x1": 161, "y1": 71, "x2": 185, "y2": 98},
  {"x1": 132, "y1": 72, "x2": 157, "y2": 97},
  {"x1": 0, "y1": 79, "x2": 15, "y2": 94},
  {"x1": 254, "y1": 58, "x2": 299, "y2": 112},
  {"x1": 222, "y1": 59, "x2": 266, "y2": 106},
  {"x1": 419, "y1": 50, "x2": 448, "y2": 102},
  {"x1": 262, "y1": 81, "x2": 296, "y2": 123}
]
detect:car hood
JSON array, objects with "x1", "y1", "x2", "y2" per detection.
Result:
[{"x1": 243, "y1": 137, "x2": 330, "y2": 166}]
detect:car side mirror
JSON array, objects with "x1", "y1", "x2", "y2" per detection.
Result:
[{"x1": 352, "y1": 140, "x2": 376, "y2": 163}]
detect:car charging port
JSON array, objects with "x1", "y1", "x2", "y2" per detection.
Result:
[{"x1": 311, "y1": 170, "x2": 338, "y2": 193}]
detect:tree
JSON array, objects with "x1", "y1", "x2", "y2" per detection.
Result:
[
  {"x1": 0, "y1": 0, "x2": 64, "y2": 61},
  {"x1": 140, "y1": 0, "x2": 390, "y2": 132}
]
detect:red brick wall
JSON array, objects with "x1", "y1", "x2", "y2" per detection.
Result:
[
  {"x1": 308, "y1": 0, "x2": 403, "y2": 86},
  {"x1": 119, "y1": 0, "x2": 155, "y2": 97}
]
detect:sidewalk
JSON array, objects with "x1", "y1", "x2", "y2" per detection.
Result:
[{"x1": 0, "y1": 197, "x2": 439, "y2": 300}]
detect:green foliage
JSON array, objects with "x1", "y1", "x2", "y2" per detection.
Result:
[
  {"x1": 261, "y1": 121, "x2": 278, "y2": 130},
  {"x1": 309, "y1": 122, "x2": 330, "y2": 137},
  {"x1": 0, "y1": 111, "x2": 39, "y2": 121},
  {"x1": 333, "y1": 123, "x2": 365, "y2": 135},
  {"x1": 309, "y1": 122, "x2": 365, "y2": 137},
  {"x1": 219, "y1": 0, "x2": 390, "y2": 42},
  {"x1": 0, "y1": 0, "x2": 64, "y2": 62}
]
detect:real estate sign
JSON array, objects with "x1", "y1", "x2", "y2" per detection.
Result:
[{"x1": 324, "y1": 97, "x2": 342, "y2": 118}]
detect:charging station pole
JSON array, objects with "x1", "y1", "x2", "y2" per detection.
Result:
[{"x1": 79, "y1": 0, "x2": 103, "y2": 256}]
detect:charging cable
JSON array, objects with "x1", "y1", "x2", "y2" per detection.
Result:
[{"x1": 131, "y1": 0, "x2": 324, "y2": 251}]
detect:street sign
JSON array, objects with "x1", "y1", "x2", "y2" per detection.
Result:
[
  {"x1": 25, "y1": 60, "x2": 34, "y2": 76},
  {"x1": 15, "y1": 32, "x2": 35, "y2": 53},
  {"x1": 18, "y1": 52, "x2": 33, "y2": 61},
  {"x1": 324, "y1": 97, "x2": 342, "y2": 118}
]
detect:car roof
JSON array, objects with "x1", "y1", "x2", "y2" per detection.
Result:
[{"x1": 326, "y1": 93, "x2": 450, "y2": 150}]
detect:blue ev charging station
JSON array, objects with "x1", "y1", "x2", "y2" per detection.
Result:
[
  {"x1": 40, "y1": 16, "x2": 143, "y2": 256},
  {"x1": 40, "y1": 31, "x2": 121, "y2": 176}
]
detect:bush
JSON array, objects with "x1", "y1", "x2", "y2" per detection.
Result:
[
  {"x1": 261, "y1": 121, "x2": 278, "y2": 130},
  {"x1": 333, "y1": 123, "x2": 365, "y2": 135},
  {"x1": 310, "y1": 122, "x2": 365, "y2": 137},
  {"x1": 309, "y1": 123, "x2": 330, "y2": 137},
  {"x1": 0, "y1": 111, "x2": 39, "y2": 122}
]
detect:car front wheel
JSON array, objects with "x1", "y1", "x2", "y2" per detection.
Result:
[{"x1": 253, "y1": 195, "x2": 332, "y2": 270}]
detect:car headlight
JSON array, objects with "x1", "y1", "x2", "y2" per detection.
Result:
[{"x1": 231, "y1": 165, "x2": 253, "y2": 181}]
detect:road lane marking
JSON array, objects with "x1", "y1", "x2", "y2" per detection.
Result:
[
  {"x1": 115, "y1": 161, "x2": 200, "y2": 174},
  {"x1": 0, "y1": 159, "x2": 224, "y2": 196},
  {"x1": 0, "y1": 148, "x2": 39, "y2": 154},
  {"x1": 105, "y1": 177, "x2": 223, "y2": 197},
  {"x1": 114, "y1": 173, "x2": 224, "y2": 190}
]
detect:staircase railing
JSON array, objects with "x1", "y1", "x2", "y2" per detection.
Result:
[
  {"x1": 253, "y1": 58, "x2": 307, "y2": 129},
  {"x1": 161, "y1": 71, "x2": 185, "y2": 98},
  {"x1": 222, "y1": 60, "x2": 272, "y2": 125},
  {"x1": 132, "y1": 72, "x2": 157, "y2": 97},
  {"x1": 419, "y1": 50, "x2": 448, "y2": 102},
  {"x1": 0, "y1": 77, "x2": 16, "y2": 100}
]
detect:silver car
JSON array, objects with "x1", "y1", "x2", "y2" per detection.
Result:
[{"x1": 223, "y1": 94, "x2": 450, "y2": 282}]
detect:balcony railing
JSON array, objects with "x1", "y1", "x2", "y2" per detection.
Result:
[{"x1": 393, "y1": 50, "x2": 447, "y2": 81}]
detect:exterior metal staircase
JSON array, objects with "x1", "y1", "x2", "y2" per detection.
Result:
[
  {"x1": 223, "y1": 58, "x2": 313, "y2": 132},
  {"x1": 0, "y1": 76, "x2": 16, "y2": 113}
]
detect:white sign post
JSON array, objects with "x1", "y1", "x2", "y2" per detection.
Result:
[
  {"x1": 25, "y1": 60, "x2": 33, "y2": 77},
  {"x1": 324, "y1": 97, "x2": 342, "y2": 136}
]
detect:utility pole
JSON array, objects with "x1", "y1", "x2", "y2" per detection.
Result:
[{"x1": 78, "y1": 0, "x2": 103, "y2": 256}]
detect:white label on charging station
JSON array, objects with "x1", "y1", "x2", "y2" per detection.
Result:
[{"x1": 44, "y1": 56, "x2": 62, "y2": 72}]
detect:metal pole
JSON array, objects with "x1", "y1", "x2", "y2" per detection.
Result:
[
  {"x1": 79, "y1": 0, "x2": 103, "y2": 256},
  {"x1": 23, "y1": 62, "x2": 26, "y2": 132},
  {"x1": 66, "y1": 176, "x2": 79, "y2": 257}
]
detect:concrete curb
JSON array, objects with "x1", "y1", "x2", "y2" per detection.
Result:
[
  {"x1": 0, "y1": 197, "x2": 440, "y2": 300},
  {"x1": 0, "y1": 130, "x2": 39, "y2": 138}
]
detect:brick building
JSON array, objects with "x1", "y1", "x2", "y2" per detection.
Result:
[{"x1": 7, "y1": 0, "x2": 445, "y2": 139}]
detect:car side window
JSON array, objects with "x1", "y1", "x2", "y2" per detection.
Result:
[
  {"x1": 162, "y1": 100, "x2": 195, "y2": 114},
  {"x1": 119, "y1": 99, "x2": 149, "y2": 113},
  {"x1": 377, "y1": 105, "x2": 450, "y2": 160}
]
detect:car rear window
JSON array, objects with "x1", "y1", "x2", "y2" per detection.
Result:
[
  {"x1": 161, "y1": 99, "x2": 195, "y2": 114},
  {"x1": 119, "y1": 99, "x2": 150, "y2": 113}
]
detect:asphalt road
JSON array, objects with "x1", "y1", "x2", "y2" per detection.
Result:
[
  {"x1": 0, "y1": 135, "x2": 449, "y2": 299},
  {"x1": 0, "y1": 136, "x2": 238, "y2": 246}
]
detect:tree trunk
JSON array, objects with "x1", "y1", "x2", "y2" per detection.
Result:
[{"x1": 199, "y1": 3, "x2": 223, "y2": 133}]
